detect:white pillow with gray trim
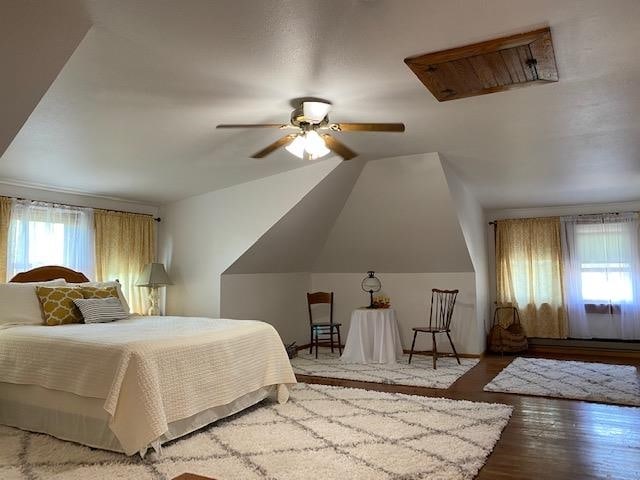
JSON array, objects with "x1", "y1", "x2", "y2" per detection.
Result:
[{"x1": 73, "y1": 297, "x2": 129, "y2": 323}]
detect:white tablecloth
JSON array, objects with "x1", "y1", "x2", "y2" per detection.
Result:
[{"x1": 341, "y1": 308, "x2": 403, "y2": 364}]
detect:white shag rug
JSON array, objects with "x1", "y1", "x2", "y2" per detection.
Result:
[
  {"x1": 484, "y1": 357, "x2": 640, "y2": 407},
  {"x1": 291, "y1": 351, "x2": 479, "y2": 389},
  {"x1": 0, "y1": 384, "x2": 512, "y2": 480}
]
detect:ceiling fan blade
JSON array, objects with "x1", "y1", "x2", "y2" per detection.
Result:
[
  {"x1": 251, "y1": 134, "x2": 298, "y2": 158},
  {"x1": 216, "y1": 124, "x2": 289, "y2": 129},
  {"x1": 322, "y1": 134, "x2": 358, "y2": 161},
  {"x1": 329, "y1": 123, "x2": 405, "y2": 132}
]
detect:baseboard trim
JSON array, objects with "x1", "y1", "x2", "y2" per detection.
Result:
[
  {"x1": 296, "y1": 343, "x2": 345, "y2": 351},
  {"x1": 402, "y1": 349, "x2": 482, "y2": 359},
  {"x1": 295, "y1": 344, "x2": 481, "y2": 359},
  {"x1": 527, "y1": 344, "x2": 640, "y2": 359}
]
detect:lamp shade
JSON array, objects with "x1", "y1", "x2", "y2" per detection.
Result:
[{"x1": 136, "y1": 263, "x2": 172, "y2": 287}]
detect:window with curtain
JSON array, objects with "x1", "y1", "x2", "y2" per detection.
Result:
[
  {"x1": 576, "y1": 222, "x2": 633, "y2": 303},
  {"x1": 94, "y1": 209, "x2": 155, "y2": 314},
  {"x1": 0, "y1": 197, "x2": 11, "y2": 281},
  {"x1": 561, "y1": 213, "x2": 640, "y2": 339},
  {"x1": 495, "y1": 217, "x2": 568, "y2": 338},
  {"x1": 6, "y1": 200, "x2": 95, "y2": 281}
]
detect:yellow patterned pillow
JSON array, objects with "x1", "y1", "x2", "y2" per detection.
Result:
[
  {"x1": 80, "y1": 286, "x2": 119, "y2": 300},
  {"x1": 35, "y1": 287, "x2": 84, "y2": 326}
]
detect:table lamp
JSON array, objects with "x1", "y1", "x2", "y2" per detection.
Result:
[
  {"x1": 136, "y1": 263, "x2": 172, "y2": 315},
  {"x1": 361, "y1": 271, "x2": 382, "y2": 309}
]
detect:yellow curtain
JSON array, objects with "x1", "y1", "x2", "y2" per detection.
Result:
[
  {"x1": 94, "y1": 210, "x2": 156, "y2": 314},
  {"x1": 0, "y1": 197, "x2": 11, "y2": 282},
  {"x1": 496, "y1": 217, "x2": 568, "y2": 338}
]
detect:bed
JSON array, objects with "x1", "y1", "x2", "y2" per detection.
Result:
[{"x1": 0, "y1": 266, "x2": 297, "y2": 456}]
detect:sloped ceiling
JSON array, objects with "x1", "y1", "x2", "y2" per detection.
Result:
[
  {"x1": 159, "y1": 157, "x2": 341, "y2": 316},
  {"x1": 313, "y1": 153, "x2": 474, "y2": 273},
  {"x1": 225, "y1": 159, "x2": 365, "y2": 274},
  {"x1": 0, "y1": 0, "x2": 90, "y2": 158},
  {"x1": 0, "y1": 0, "x2": 639, "y2": 207}
]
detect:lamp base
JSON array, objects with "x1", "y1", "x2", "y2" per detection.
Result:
[{"x1": 147, "y1": 287, "x2": 162, "y2": 316}]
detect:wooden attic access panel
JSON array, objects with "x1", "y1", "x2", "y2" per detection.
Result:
[{"x1": 405, "y1": 27, "x2": 558, "y2": 101}]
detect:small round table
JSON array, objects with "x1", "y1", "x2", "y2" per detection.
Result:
[{"x1": 341, "y1": 308, "x2": 403, "y2": 364}]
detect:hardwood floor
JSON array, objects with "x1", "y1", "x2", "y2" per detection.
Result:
[{"x1": 296, "y1": 352, "x2": 640, "y2": 480}]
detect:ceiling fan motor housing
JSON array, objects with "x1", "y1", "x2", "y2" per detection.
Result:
[{"x1": 291, "y1": 106, "x2": 330, "y2": 129}]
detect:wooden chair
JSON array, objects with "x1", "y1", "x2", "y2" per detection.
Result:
[
  {"x1": 408, "y1": 289, "x2": 460, "y2": 369},
  {"x1": 307, "y1": 292, "x2": 342, "y2": 359}
]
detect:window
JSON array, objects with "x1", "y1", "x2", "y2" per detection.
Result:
[
  {"x1": 575, "y1": 222, "x2": 633, "y2": 304},
  {"x1": 6, "y1": 201, "x2": 95, "y2": 281},
  {"x1": 11, "y1": 218, "x2": 66, "y2": 271},
  {"x1": 495, "y1": 217, "x2": 567, "y2": 338},
  {"x1": 562, "y1": 213, "x2": 640, "y2": 339}
]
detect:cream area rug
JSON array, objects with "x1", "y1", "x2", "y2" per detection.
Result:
[
  {"x1": 484, "y1": 357, "x2": 640, "y2": 407},
  {"x1": 0, "y1": 384, "x2": 512, "y2": 480},
  {"x1": 291, "y1": 351, "x2": 479, "y2": 388}
]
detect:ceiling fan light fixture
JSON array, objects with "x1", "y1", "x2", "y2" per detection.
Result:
[
  {"x1": 285, "y1": 131, "x2": 330, "y2": 160},
  {"x1": 302, "y1": 101, "x2": 331, "y2": 123},
  {"x1": 285, "y1": 135, "x2": 306, "y2": 159},
  {"x1": 304, "y1": 130, "x2": 330, "y2": 159}
]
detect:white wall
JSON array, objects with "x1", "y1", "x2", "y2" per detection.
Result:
[
  {"x1": 219, "y1": 161, "x2": 363, "y2": 345},
  {"x1": 487, "y1": 200, "x2": 640, "y2": 221},
  {"x1": 308, "y1": 153, "x2": 484, "y2": 355},
  {"x1": 313, "y1": 153, "x2": 473, "y2": 273},
  {"x1": 220, "y1": 273, "x2": 311, "y2": 345},
  {"x1": 159, "y1": 152, "x2": 488, "y2": 354},
  {"x1": 0, "y1": 182, "x2": 159, "y2": 216},
  {"x1": 225, "y1": 159, "x2": 365, "y2": 274},
  {"x1": 158, "y1": 158, "x2": 341, "y2": 317},
  {"x1": 441, "y1": 158, "x2": 490, "y2": 352},
  {"x1": 311, "y1": 272, "x2": 480, "y2": 354}
]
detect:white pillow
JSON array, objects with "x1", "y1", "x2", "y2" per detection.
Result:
[
  {"x1": 65, "y1": 281, "x2": 130, "y2": 314},
  {"x1": 0, "y1": 279, "x2": 66, "y2": 328}
]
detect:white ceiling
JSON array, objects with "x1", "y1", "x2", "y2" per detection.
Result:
[
  {"x1": 0, "y1": 0, "x2": 639, "y2": 207},
  {"x1": 0, "y1": 0, "x2": 90, "y2": 160}
]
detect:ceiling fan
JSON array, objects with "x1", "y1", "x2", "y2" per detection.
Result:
[{"x1": 216, "y1": 101, "x2": 405, "y2": 161}]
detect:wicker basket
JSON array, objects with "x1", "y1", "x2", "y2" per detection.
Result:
[{"x1": 488, "y1": 306, "x2": 528, "y2": 354}]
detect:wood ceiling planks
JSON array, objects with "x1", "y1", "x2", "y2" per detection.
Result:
[{"x1": 405, "y1": 27, "x2": 559, "y2": 101}]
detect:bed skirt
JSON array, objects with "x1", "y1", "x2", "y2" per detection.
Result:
[{"x1": 0, "y1": 382, "x2": 280, "y2": 455}]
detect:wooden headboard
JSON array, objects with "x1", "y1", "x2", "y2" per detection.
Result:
[{"x1": 9, "y1": 266, "x2": 90, "y2": 283}]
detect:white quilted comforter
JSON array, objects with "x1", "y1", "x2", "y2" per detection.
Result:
[{"x1": 0, "y1": 316, "x2": 297, "y2": 455}]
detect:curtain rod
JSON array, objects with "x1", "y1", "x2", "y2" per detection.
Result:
[
  {"x1": 2, "y1": 195, "x2": 161, "y2": 222},
  {"x1": 488, "y1": 211, "x2": 625, "y2": 226}
]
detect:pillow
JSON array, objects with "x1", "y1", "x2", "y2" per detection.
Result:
[
  {"x1": 35, "y1": 286, "x2": 84, "y2": 326},
  {"x1": 0, "y1": 279, "x2": 66, "y2": 328},
  {"x1": 73, "y1": 297, "x2": 129, "y2": 323},
  {"x1": 80, "y1": 285, "x2": 120, "y2": 300},
  {"x1": 66, "y1": 281, "x2": 130, "y2": 314}
]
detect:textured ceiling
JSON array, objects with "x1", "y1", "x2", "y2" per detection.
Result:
[
  {"x1": 0, "y1": 0, "x2": 90, "y2": 161},
  {"x1": 0, "y1": 0, "x2": 639, "y2": 207}
]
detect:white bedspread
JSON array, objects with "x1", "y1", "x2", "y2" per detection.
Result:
[{"x1": 0, "y1": 316, "x2": 297, "y2": 455}]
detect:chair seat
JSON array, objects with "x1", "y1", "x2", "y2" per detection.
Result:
[
  {"x1": 412, "y1": 326, "x2": 449, "y2": 333},
  {"x1": 312, "y1": 322, "x2": 342, "y2": 328}
]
